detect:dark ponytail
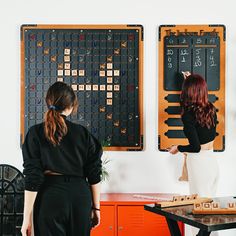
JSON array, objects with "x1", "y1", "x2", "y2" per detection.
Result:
[{"x1": 44, "y1": 82, "x2": 78, "y2": 146}]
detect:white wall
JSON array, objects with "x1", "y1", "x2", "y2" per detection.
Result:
[{"x1": 1, "y1": 0, "x2": 236, "y2": 235}]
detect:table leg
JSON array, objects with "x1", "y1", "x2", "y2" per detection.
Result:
[
  {"x1": 166, "y1": 218, "x2": 182, "y2": 236},
  {"x1": 196, "y1": 229, "x2": 211, "y2": 236}
]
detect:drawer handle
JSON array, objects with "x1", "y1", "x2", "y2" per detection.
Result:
[
  {"x1": 109, "y1": 226, "x2": 113, "y2": 230},
  {"x1": 118, "y1": 226, "x2": 123, "y2": 231}
]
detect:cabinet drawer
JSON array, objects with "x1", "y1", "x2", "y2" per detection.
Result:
[{"x1": 118, "y1": 205, "x2": 183, "y2": 236}]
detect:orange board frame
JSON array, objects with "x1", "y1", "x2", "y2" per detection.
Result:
[
  {"x1": 21, "y1": 24, "x2": 144, "y2": 151},
  {"x1": 158, "y1": 25, "x2": 226, "y2": 152}
]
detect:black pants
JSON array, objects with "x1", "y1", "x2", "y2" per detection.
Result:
[{"x1": 33, "y1": 175, "x2": 92, "y2": 236}]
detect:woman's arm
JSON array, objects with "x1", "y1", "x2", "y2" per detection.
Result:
[
  {"x1": 169, "y1": 112, "x2": 201, "y2": 154},
  {"x1": 84, "y1": 131, "x2": 103, "y2": 228},
  {"x1": 22, "y1": 127, "x2": 44, "y2": 235},
  {"x1": 91, "y1": 182, "x2": 101, "y2": 209},
  {"x1": 90, "y1": 182, "x2": 101, "y2": 228},
  {"x1": 21, "y1": 191, "x2": 37, "y2": 236}
]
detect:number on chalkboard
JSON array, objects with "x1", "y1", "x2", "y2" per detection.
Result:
[
  {"x1": 164, "y1": 35, "x2": 220, "y2": 91},
  {"x1": 181, "y1": 57, "x2": 186, "y2": 63},
  {"x1": 180, "y1": 38, "x2": 187, "y2": 44},
  {"x1": 167, "y1": 49, "x2": 174, "y2": 55},
  {"x1": 210, "y1": 38, "x2": 216, "y2": 44},
  {"x1": 195, "y1": 48, "x2": 201, "y2": 55},
  {"x1": 196, "y1": 38, "x2": 202, "y2": 44},
  {"x1": 180, "y1": 49, "x2": 189, "y2": 56}
]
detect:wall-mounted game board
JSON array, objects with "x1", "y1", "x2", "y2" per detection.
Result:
[
  {"x1": 21, "y1": 25, "x2": 143, "y2": 151},
  {"x1": 158, "y1": 25, "x2": 226, "y2": 151}
]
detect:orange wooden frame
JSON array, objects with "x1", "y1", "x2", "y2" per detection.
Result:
[
  {"x1": 158, "y1": 25, "x2": 226, "y2": 151},
  {"x1": 20, "y1": 24, "x2": 144, "y2": 151}
]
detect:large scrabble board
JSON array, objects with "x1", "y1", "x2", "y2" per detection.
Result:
[
  {"x1": 21, "y1": 25, "x2": 143, "y2": 151},
  {"x1": 158, "y1": 25, "x2": 226, "y2": 151}
]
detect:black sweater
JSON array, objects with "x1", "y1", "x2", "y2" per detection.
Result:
[
  {"x1": 178, "y1": 110, "x2": 217, "y2": 153},
  {"x1": 22, "y1": 116, "x2": 103, "y2": 191}
]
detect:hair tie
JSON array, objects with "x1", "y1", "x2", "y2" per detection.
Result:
[{"x1": 48, "y1": 105, "x2": 57, "y2": 110}]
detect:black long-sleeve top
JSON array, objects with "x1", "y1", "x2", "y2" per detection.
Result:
[
  {"x1": 22, "y1": 115, "x2": 103, "y2": 191},
  {"x1": 177, "y1": 110, "x2": 217, "y2": 153}
]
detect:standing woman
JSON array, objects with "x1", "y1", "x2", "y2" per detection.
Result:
[
  {"x1": 21, "y1": 82, "x2": 103, "y2": 236},
  {"x1": 168, "y1": 73, "x2": 219, "y2": 198}
]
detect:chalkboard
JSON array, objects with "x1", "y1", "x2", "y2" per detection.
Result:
[
  {"x1": 158, "y1": 25, "x2": 226, "y2": 152},
  {"x1": 21, "y1": 25, "x2": 144, "y2": 151},
  {"x1": 164, "y1": 35, "x2": 220, "y2": 91}
]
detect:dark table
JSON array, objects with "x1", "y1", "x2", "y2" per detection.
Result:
[{"x1": 144, "y1": 196, "x2": 236, "y2": 236}]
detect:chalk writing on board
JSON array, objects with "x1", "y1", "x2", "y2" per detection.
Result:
[
  {"x1": 167, "y1": 49, "x2": 174, "y2": 55},
  {"x1": 163, "y1": 28, "x2": 221, "y2": 91},
  {"x1": 209, "y1": 56, "x2": 217, "y2": 67},
  {"x1": 210, "y1": 58, "x2": 216, "y2": 66},
  {"x1": 196, "y1": 48, "x2": 201, "y2": 55},
  {"x1": 181, "y1": 57, "x2": 186, "y2": 63},
  {"x1": 196, "y1": 38, "x2": 202, "y2": 44},
  {"x1": 168, "y1": 56, "x2": 172, "y2": 68},
  {"x1": 180, "y1": 38, "x2": 187, "y2": 44},
  {"x1": 209, "y1": 48, "x2": 217, "y2": 67},
  {"x1": 180, "y1": 49, "x2": 189, "y2": 56},
  {"x1": 194, "y1": 49, "x2": 202, "y2": 67},
  {"x1": 194, "y1": 56, "x2": 202, "y2": 67},
  {"x1": 166, "y1": 47, "x2": 174, "y2": 68},
  {"x1": 210, "y1": 38, "x2": 216, "y2": 44}
]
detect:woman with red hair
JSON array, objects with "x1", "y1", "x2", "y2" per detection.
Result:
[
  {"x1": 168, "y1": 72, "x2": 219, "y2": 235},
  {"x1": 168, "y1": 72, "x2": 219, "y2": 198}
]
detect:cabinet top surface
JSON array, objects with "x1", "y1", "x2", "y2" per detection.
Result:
[{"x1": 100, "y1": 193, "x2": 176, "y2": 204}]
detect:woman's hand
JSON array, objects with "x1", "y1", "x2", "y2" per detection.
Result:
[
  {"x1": 167, "y1": 145, "x2": 179, "y2": 155},
  {"x1": 91, "y1": 209, "x2": 101, "y2": 228},
  {"x1": 21, "y1": 218, "x2": 32, "y2": 236},
  {"x1": 21, "y1": 191, "x2": 37, "y2": 236},
  {"x1": 182, "y1": 71, "x2": 191, "y2": 79}
]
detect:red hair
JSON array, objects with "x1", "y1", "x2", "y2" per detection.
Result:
[{"x1": 180, "y1": 74, "x2": 216, "y2": 129}]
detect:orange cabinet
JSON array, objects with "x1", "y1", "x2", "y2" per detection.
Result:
[
  {"x1": 91, "y1": 205, "x2": 115, "y2": 236},
  {"x1": 118, "y1": 205, "x2": 171, "y2": 236},
  {"x1": 91, "y1": 193, "x2": 184, "y2": 236}
]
